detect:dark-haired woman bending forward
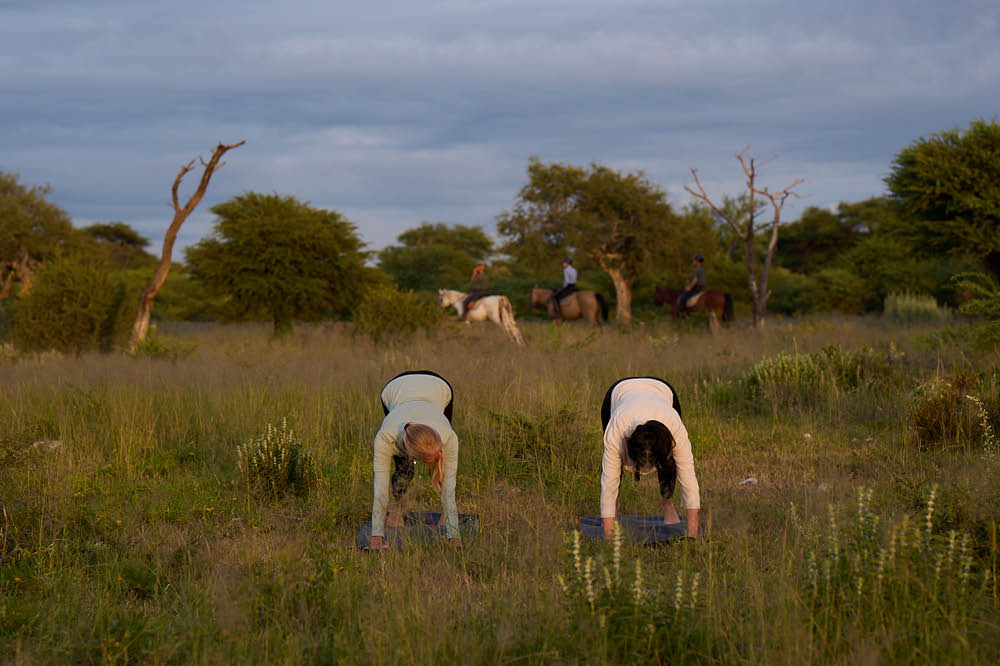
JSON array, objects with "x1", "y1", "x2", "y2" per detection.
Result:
[{"x1": 600, "y1": 377, "x2": 700, "y2": 539}]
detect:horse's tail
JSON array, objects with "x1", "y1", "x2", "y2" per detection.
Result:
[
  {"x1": 723, "y1": 293, "x2": 734, "y2": 323},
  {"x1": 498, "y1": 297, "x2": 526, "y2": 346},
  {"x1": 595, "y1": 293, "x2": 609, "y2": 321}
]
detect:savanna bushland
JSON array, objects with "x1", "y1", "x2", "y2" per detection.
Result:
[{"x1": 2, "y1": 312, "x2": 999, "y2": 665}]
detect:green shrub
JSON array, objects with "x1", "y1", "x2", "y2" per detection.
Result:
[
  {"x1": 814, "y1": 267, "x2": 867, "y2": 314},
  {"x1": 236, "y1": 419, "x2": 317, "y2": 499},
  {"x1": 884, "y1": 292, "x2": 951, "y2": 325},
  {"x1": 954, "y1": 272, "x2": 1000, "y2": 319},
  {"x1": 742, "y1": 345, "x2": 899, "y2": 409},
  {"x1": 908, "y1": 368, "x2": 984, "y2": 450},
  {"x1": 353, "y1": 283, "x2": 443, "y2": 344},
  {"x1": 10, "y1": 252, "x2": 132, "y2": 354},
  {"x1": 133, "y1": 331, "x2": 198, "y2": 361}
]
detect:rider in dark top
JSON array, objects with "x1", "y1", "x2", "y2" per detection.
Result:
[{"x1": 678, "y1": 254, "x2": 706, "y2": 311}]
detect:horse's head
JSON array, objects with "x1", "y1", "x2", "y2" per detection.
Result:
[
  {"x1": 652, "y1": 287, "x2": 676, "y2": 307},
  {"x1": 528, "y1": 287, "x2": 548, "y2": 307},
  {"x1": 438, "y1": 289, "x2": 461, "y2": 308}
]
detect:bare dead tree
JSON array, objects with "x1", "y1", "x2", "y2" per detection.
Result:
[
  {"x1": 127, "y1": 140, "x2": 245, "y2": 354},
  {"x1": 685, "y1": 146, "x2": 804, "y2": 329}
]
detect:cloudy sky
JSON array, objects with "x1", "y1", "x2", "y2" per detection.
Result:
[{"x1": 2, "y1": 0, "x2": 997, "y2": 255}]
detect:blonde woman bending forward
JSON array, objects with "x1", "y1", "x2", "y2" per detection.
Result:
[
  {"x1": 600, "y1": 377, "x2": 700, "y2": 539},
  {"x1": 370, "y1": 371, "x2": 460, "y2": 549}
]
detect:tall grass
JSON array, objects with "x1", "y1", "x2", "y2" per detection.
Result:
[
  {"x1": 884, "y1": 292, "x2": 951, "y2": 325},
  {"x1": 2, "y1": 317, "x2": 999, "y2": 664}
]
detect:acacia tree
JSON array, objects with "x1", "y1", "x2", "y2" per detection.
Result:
[
  {"x1": 185, "y1": 192, "x2": 372, "y2": 335},
  {"x1": 497, "y1": 159, "x2": 680, "y2": 324},
  {"x1": 0, "y1": 172, "x2": 78, "y2": 300},
  {"x1": 685, "y1": 147, "x2": 804, "y2": 329},
  {"x1": 128, "y1": 140, "x2": 244, "y2": 354},
  {"x1": 885, "y1": 118, "x2": 1000, "y2": 278}
]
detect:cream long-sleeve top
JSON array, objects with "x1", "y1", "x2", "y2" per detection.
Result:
[
  {"x1": 372, "y1": 374, "x2": 460, "y2": 539},
  {"x1": 600, "y1": 378, "x2": 700, "y2": 518}
]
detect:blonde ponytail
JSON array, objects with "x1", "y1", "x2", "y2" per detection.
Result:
[{"x1": 402, "y1": 423, "x2": 445, "y2": 494}]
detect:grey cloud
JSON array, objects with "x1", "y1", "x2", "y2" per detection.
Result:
[{"x1": 2, "y1": 0, "x2": 997, "y2": 252}]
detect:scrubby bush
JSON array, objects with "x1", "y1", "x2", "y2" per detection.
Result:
[
  {"x1": 353, "y1": 283, "x2": 443, "y2": 344},
  {"x1": 742, "y1": 344, "x2": 899, "y2": 409},
  {"x1": 10, "y1": 252, "x2": 133, "y2": 354},
  {"x1": 236, "y1": 419, "x2": 317, "y2": 499},
  {"x1": 884, "y1": 292, "x2": 950, "y2": 325},
  {"x1": 907, "y1": 367, "x2": 992, "y2": 450}
]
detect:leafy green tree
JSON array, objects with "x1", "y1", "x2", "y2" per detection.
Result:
[
  {"x1": 778, "y1": 205, "x2": 865, "y2": 274},
  {"x1": 11, "y1": 251, "x2": 129, "y2": 354},
  {"x1": 885, "y1": 118, "x2": 1000, "y2": 277},
  {"x1": 185, "y1": 192, "x2": 373, "y2": 335},
  {"x1": 378, "y1": 223, "x2": 493, "y2": 291},
  {"x1": 497, "y1": 158, "x2": 682, "y2": 323},
  {"x1": 84, "y1": 222, "x2": 156, "y2": 269},
  {"x1": 0, "y1": 172, "x2": 80, "y2": 299}
]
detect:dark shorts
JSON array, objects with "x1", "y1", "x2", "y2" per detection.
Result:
[
  {"x1": 380, "y1": 370, "x2": 455, "y2": 423},
  {"x1": 600, "y1": 376, "x2": 682, "y2": 430}
]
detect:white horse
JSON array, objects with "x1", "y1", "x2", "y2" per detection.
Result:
[{"x1": 438, "y1": 289, "x2": 526, "y2": 346}]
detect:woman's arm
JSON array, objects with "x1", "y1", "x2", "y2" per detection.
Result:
[
  {"x1": 440, "y1": 430, "x2": 460, "y2": 542},
  {"x1": 667, "y1": 415, "x2": 701, "y2": 537},
  {"x1": 370, "y1": 428, "x2": 396, "y2": 540},
  {"x1": 600, "y1": 418, "x2": 625, "y2": 538}
]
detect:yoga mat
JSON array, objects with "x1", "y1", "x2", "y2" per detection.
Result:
[
  {"x1": 579, "y1": 515, "x2": 692, "y2": 544},
  {"x1": 357, "y1": 512, "x2": 480, "y2": 549}
]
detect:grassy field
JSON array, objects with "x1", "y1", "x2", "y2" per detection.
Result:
[{"x1": 2, "y1": 316, "x2": 999, "y2": 664}]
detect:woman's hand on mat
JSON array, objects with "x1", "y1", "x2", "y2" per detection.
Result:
[
  {"x1": 369, "y1": 536, "x2": 388, "y2": 550},
  {"x1": 601, "y1": 517, "x2": 615, "y2": 539}
]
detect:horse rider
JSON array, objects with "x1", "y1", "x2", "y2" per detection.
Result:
[
  {"x1": 599, "y1": 376, "x2": 701, "y2": 539},
  {"x1": 677, "y1": 253, "x2": 706, "y2": 312},
  {"x1": 459, "y1": 261, "x2": 488, "y2": 321},
  {"x1": 552, "y1": 256, "x2": 578, "y2": 317}
]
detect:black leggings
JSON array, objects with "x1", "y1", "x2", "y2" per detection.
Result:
[
  {"x1": 600, "y1": 376, "x2": 681, "y2": 430},
  {"x1": 380, "y1": 370, "x2": 454, "y2": 423}
]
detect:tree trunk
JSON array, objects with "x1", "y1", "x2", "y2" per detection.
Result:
[
  {"x1": 127, "y1": 140, "x2": 244, "y2": 354},
  {"x1": 606, "y1": 266, "x2": 632, "y2": 324}
]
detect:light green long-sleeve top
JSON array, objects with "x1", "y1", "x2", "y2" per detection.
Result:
[{"x1": 372, "y1": 374, "x2": 460, "y2": 539}]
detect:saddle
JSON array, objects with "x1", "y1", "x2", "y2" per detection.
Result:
[{"x1": 466, "y1": 294, "x2": 487, "y2": 309}]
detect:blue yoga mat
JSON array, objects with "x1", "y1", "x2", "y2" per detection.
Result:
[
  {"x1": 579, "y1": 515, "x2": 690, "y2": 543},
  {"x1": 357, "y1": 511, "x2": 480, "y2": 549}
]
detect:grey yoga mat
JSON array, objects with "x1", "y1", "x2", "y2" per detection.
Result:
[
  {"x1": 578, "y1": 515, "x2": 690, "y2": 543},
  {"x1": 357, "y1": 512, "x2": 480, "y2": 549}
]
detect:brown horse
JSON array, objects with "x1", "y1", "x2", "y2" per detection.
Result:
[
  {"x1": 530, "y1": 287, "x2": 609, "y2": 325},
  {"x1": 653, "y1": 287, "x2": 734, "y2": 322}
]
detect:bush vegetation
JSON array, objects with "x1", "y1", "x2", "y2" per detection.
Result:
[
  {"x1": 353, "y1": 283, "x2": 444, "y2": 344},
  {"x1": 236, "y1": 419, "x2": 317, "y2": 499}
]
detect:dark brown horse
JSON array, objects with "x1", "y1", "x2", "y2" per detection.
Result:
[
  {"x1": 654, "y1": 287, "x2": 734, "y2": 322},
  {"x1": 530, "y1": 287, "x2": 608, "y2": 325}
]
